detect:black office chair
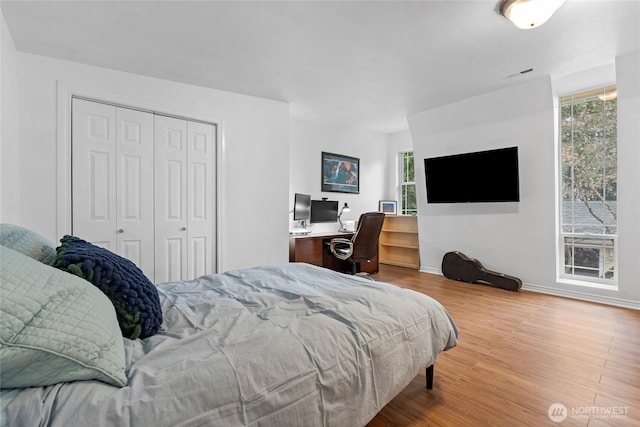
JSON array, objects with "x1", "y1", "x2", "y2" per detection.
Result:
[{"x1": 327, "y1": 212, "x2": 385, "y2": 275}]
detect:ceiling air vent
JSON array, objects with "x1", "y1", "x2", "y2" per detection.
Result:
[{"x1": 504, "y1": 67, "x2": 536, "y2": 79}]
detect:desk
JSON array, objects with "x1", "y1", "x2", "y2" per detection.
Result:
[{"x1": 288, "y1": 231, "x2": 378, "y2": 273}]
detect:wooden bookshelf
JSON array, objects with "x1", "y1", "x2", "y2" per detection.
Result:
[{"x1": 378, "y1": 215, "x2": 420, "y2": 269}]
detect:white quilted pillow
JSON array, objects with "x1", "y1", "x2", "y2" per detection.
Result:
[
  {"x1": 0, "y1": 245, "x2": 127, "y2": 388},
  {"x1": 0, "y1": 223, "x2": 56, "y2": 265}
]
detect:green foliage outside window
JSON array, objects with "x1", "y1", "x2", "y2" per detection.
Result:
[
  {"x1": 401, "y1": 152, "x2": 417, "y2": 215},
  {"x1": 561, "y1": 86, "x2": 617, "y2": 233},
  {"x1": 560, "y1": 86, "x2": 617, "y2": 281}
]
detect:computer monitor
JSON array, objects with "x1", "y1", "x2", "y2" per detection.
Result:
[
  {"x1": 310, "y1": 199, "x2": 339, "y2": 223},
  {"x1": 293, "y1": 193, "x2": 311, "y2": 226}
]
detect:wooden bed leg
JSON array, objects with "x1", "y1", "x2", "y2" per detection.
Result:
[{"x1": 426, "y1": 365, "x2": 434, "y2": 390}]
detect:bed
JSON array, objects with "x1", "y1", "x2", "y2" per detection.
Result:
[{"x1": 0, "y1": 225, "x2": 458, "y2": 427}]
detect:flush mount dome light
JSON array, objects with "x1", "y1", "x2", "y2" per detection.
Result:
[{"x1": 499, "y1": 0, "x2": 566, "y2": 29}]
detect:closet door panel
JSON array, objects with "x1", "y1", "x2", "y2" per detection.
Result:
[
  {"x1": 166, "y1": 161, "x2": 184, "y2": 219},
  {"x1": 165, "y1": 238, "x2": 185, "y2": 282},
  {"x1": 155, "y1": 115, "x2": 188, "y2": 283},
  {"x1": 116, "y1": 107, "x2": 155, "y2": 281},
  {"x1": 89, "y1": 153, "x2": 111, "y2": 221},
  {"x1": 122, "y1": 240, "x2": 142, "y2": 267},
  {"x1": 187, "y1": 121, "x2": 216, "y2": 279},
  {"x1": 72, "y1": 98, "x2": 117, "y2": 250}
]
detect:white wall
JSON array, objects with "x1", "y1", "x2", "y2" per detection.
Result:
[
  {"x1": 289, "y1": 119, "x2": 389, "y2": 232},
  {"x1": 409, "y1": 77, "x2": 556, "y2": 289},
  {"x1": 0, "y1": 11, "x2": 20, "y2": 224},
  {"x1": 614, "y1": 50, "x2": 640, "y2": 307},
  {"x1": 408, "y1": 54, "x2": 640, "y2": 308},
  {"x1": 3, "y1": 46, "x2": 290, "y2": 272}
]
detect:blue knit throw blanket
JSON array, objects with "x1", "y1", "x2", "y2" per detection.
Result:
[{"x1": 54, "y1": 235, "x2": 162, "y2": 340}]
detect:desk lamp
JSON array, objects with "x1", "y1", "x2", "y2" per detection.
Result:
[{"x1": 338, "y1": 203, "x2": 351, "y2": 232}]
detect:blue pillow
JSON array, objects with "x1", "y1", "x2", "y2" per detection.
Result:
[{"x1": 54, "y1": 235, "x2": 162, "y2": 340}]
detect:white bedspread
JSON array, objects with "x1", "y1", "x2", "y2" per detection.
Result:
[{"x1": 2, "y1": 263, "x2": 457, "y2": 427}]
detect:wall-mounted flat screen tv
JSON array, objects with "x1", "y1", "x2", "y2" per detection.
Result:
[{"x1": 424, "y1": 146, "x2": 520, "y2": 203}]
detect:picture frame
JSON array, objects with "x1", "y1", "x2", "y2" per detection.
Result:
[
  {"x1": 379, "y1": 200, "x2": 397, "y2": 215},
  {"x1": 321, "y1": 152, "x2": 360, "y2": 194}
]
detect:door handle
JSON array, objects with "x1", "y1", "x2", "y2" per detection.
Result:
[{"x1": 117, "y1": 229, "x2": 124, "y2": 233}]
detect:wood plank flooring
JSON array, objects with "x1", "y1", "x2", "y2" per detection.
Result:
[{"x1": 366, "y1": 265, "x2": 640, "y2": 427}]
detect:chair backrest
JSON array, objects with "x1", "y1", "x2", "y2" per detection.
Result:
[{"x1": 351, "y1": 212, "x2": 386, "y2": 263}]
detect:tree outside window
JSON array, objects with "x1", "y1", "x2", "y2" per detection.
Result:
[{"x1": 560, "y1": 85, "x2": 617, "y2": 282}]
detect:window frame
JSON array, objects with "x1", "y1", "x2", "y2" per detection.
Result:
[
  {"x1": 399, "y1": 150, "x2": 416, "y2": 216},
  {"x1": 557, "y1": 85, "x2": 618, "y2": 289}
]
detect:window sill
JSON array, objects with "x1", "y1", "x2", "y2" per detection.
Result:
[{"x1": 557, "y1": 276, "x2": 618, "y2": 291}]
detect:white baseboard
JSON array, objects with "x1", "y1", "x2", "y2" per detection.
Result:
[
  {"x1": 418, "y1": 267, "x2": 639, "y2": 310},
  {"x1": 420, "y1": 266, "x2": 441, "y2": 275},
  {"x1": 521, "y1": 282, "x2": 640, "y2": 310}
]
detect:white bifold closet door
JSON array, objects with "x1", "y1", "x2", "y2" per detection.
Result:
[
  {"x1": 72, "y1": 98, "x2": 216, "y2": 284},
  {"x1": 154, "y1": 115, "x2": 215, "y2": 283},
  {"x1": 72, "y1": 98, "x2": 155, "y2": 280}
]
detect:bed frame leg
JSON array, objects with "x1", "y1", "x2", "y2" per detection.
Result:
[{"x1": 426, "y1": 365, "x2": 434, "y2": 390}]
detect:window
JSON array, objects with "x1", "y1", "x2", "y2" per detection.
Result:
[
  {"x1": 560, "y1": 85, "x2": 617, "y2": 284},
  {"x1": 400, "y1": 151, "x2": 416, "y2": 215}
]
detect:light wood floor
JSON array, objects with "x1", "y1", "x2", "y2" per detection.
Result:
[{"x1": 366, "y1": 265, "x2": 640, "y2": 427}]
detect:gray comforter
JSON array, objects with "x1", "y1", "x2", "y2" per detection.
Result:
[{"x1": 3, "y1": 263, "x2": 458, "y2": 426}]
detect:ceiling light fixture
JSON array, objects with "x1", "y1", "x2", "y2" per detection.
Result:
[{"x1": 499, "y1": 0, "x2": 566, "y2": 29}]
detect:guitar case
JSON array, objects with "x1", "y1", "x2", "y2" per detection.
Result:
[{"x1": 441, "y1": 251, "x2": 522, "y2": 292}]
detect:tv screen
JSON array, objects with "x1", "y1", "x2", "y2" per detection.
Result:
[
  {"x1": 293, "y1": 193, "x2": 311, "y2": 221},
  {"x1": 424, "y1": 147, "x2": 520, "y2": 203},
  {"x1": 310, "y1": 199, "x2": 339, "y2": 223}
]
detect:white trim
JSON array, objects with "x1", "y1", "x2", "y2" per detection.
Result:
[
  {"x1": 216, "y1": 118, "x2": 226, "y2": 273},
  {"x1": 556, "y1": 276, "x2": 617, "y2": 291},
  {"x1": 553, "y1": 90, "x2": 564, "y2": 292},
  {"x1": 555, "y1": 83, "x2": 619, "y2": 289},
  {"x1": 558, "y1": 233, "x2": 618, "y2": 287},
  {"x1": 55, "y1": 80, "x2": 224, "y2": 273},
  {"x1": 522, "y1": 282, "x2": 639, "y2": 310},
  {"x1": 418, "y1": 268, "x2": 637, "y2": 309},
  {"x1": 56, "y1": 82, "x2": 73, "y2": 238},
  {"x1": 420, "y1": 266, "x2": 441, "y2": 275},
  {"x1": 399, "y1": 150, "x2": 416, "y2": 216}
]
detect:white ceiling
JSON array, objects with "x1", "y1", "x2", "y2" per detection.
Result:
[{"x1": 2, "y1": 0, "x2": 639, "y2": 133}]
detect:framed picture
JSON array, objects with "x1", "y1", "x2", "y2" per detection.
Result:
[
  {"x1": 379, "y1": 200, "x2": 397, "y2": 215},
  {"x1": 321, "y1": 152, "x2": 360, "y2": 194}
]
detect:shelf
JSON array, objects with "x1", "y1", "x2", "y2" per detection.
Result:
[
  {"x1": 378, "y1": 216, "x2": 419, "y2": 270},
  {"x1": 380, "y1": 242, "x2": 419, "y2": 249},
  {"x1": 380, "y1": 260, "x2": 420, "y2": 269}
]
